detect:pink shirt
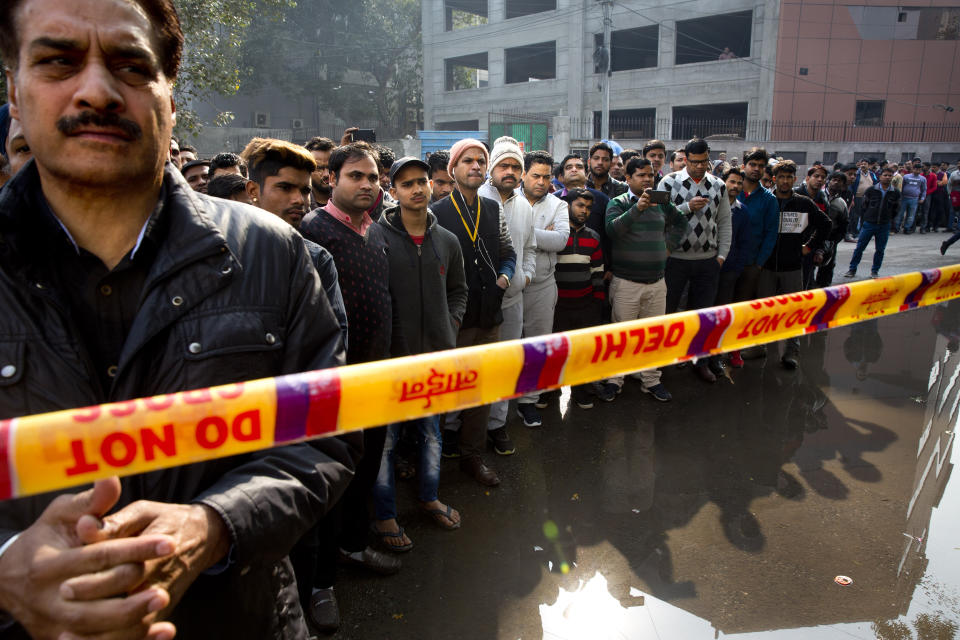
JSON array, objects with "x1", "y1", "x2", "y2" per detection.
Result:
[{"x1": 322, "y1": 201, "x2": 373, "y2": 236}]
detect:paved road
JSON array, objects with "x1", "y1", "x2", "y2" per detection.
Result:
[
  {"x1": 325, "y1": 299, "x2": 960, "y2": 638},
  {"x1": 834, "y1": 226, "x2": 960, "y2": 280}
]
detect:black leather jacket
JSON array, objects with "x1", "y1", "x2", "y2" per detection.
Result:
[
  {"x1": 860, "y1": 184, "x2": 901, "y2": 226},
  {"x1": 0, "y1": 163, "x2": 361, "y2": 639}
]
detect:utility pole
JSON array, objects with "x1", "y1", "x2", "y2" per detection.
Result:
[{"x1": 600, "y1": 0, "x2": 613, "y2": 141}]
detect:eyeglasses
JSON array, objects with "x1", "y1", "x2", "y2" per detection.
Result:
[{"x1": 687, "y1": 158, "x2": 711, "y2": 166}]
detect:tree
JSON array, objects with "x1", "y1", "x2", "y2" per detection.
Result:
[
  {"x1": 173, "y1": 0, "x2": 294, "y2": 138},
  {"x1": 240, "y1": 0, "x2": 422, "y2": 136},
  {"x1": 0, "y1": 0, "x2": 293, "y2": 136}
]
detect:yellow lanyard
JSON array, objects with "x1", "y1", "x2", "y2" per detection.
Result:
[{"x1": 450, "y1": 192, "x2": 480, "y2": 244}]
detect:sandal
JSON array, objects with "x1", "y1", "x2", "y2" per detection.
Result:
[
  {"x1": 421, "y1": 503, "x2": 461, "y2": 530},
  {"x1": 371, "y1": 524, "x2": 414, "y2": 553}
]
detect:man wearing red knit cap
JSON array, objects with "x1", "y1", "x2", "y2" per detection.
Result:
[{"x1": 433, "y1": 139, "x2": 518, "y2": 486}]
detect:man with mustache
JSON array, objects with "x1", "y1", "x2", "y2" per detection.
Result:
[
  {"x1": 477, "y1": 136, "x2": 536, "y2": 455},
  {"x1": 180, "y1": 158, "x2": 210, "y2": 193},
  {"x1": 517, "y1": 150, "x2": 570, "y2": 426},
  {"x1": 433, "y1": 138, "x2": 517, "y2": 486},
  {"x1": 0, "y1": 0, "x2": 359, "y2": 637}
]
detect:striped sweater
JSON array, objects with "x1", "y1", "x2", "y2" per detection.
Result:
[
  {"x1": 605, "y1": 192, "x2": 689, "y2": 282},
  {"x1": 555, "y1": 225, "x2": 605, "y2": 301}
]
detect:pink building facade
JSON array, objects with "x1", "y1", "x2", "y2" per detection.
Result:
[{"x1": 774, "y1": 1, "x2": 960, "y2": 128}]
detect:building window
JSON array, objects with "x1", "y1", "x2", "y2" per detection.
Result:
[
  {"x1": 436, "y1": 120, "x2": 481, "y2": 131},
  {"x1": 445, "y1": 53, "x2": 489, "y2": 91},
  {"x1": 822, "y1": 151, "x2": 838, "y2": 165},
  {"x1": 593, "y1": 25, "x2": 659, "y2": 72},
  {"x1": 932, "y1": 152, "x2": 960, "y2": 164},
  {"x1": 853, "y1": 151, "x2": 884, "y2": 162},
  {"x1": 671, "y1": 103, "x2": 748, "y2": 140},
  {"x1": 445, "y1": 0, "x2": 488, "y2": 32},
  {"x1": 854, "y1": 100, "x2": 885, "y2": 126},
  {"x1": 901, "y1": 151, "x2": 917, "y2": 164},
  {"x1": 505, "y1": 42, "x2": 556, "y2": 84},
  {"x1": 675, "y1": 10, "x2": 752, "y2": 64},
  {"x1": 851, "y1": 7, "x2": 960, "y2": 40},
  {"x1": 592, "y1": 108, "x2": 656, "y2": 139},
  {"x1": 506, "y1": 0, "x2": 555, "y2": 19}
]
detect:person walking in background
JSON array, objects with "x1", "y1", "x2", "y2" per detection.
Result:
[{"x1": 845, "y1": 167, "x2": 901, "y2": 280}]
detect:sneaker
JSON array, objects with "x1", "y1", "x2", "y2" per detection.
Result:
[
  {"x1": 488, "y1": 427, "x2": 516, "y2": 455},
  {"x1": 843, "y1": 270, "x2": 856, "y2": 278},
  {"x1": 870, "y1": 271, "x2": 879, "y2": 278},
  {"x1": 729, "y1": 351, "x2": 745, "y2": 368},
  {"x1": 441, "y1": 429, "x2": 460, "y2": 458},
  {"x1": 781, "y1": 351, "x2": 799, "y2": 370},
  {"x1": 942, "y1": 241, "x2": 949, "y2": 256},
  {"x1": 572, "y1": 394, "x2": 594, "y2": 409},
  {"x1": 535, "y1": 390, "x2": 560, "y2": 409},
  {"x1": 595, "y1": 382, "x2": 620, "y2": 402},
  {"x1": 641, "y1": 383, "x2": 672, "y2": 402},
  {"x1": 516, "y1": 403, "x2": 543, "y2": 428}
]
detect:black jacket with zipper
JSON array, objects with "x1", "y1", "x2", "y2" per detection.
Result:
[
  {"x1": 764, "y1": 191, "x2": 833, "y2": 273},
  {"x1": 0, "y1": 162, "x2": 362, "y2": 640},
  {"x1": 377, "y1": 206, "x2": 467, "y2": 354},
  {"x1": 860, "y1": 184, "x2": 902, "y2": 226}
]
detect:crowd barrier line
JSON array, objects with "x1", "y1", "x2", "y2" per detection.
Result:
[{"x1": 2, "y1": 264, "x2": 959, "y2": 501}]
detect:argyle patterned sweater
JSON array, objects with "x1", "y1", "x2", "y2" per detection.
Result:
[{"x1": 657, "y1": 168, "x2": 732, "y2": 261}]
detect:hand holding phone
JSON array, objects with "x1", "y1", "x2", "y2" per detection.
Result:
[{"x1": 644, "y1": 188, "x2": 670, "y2": 205}]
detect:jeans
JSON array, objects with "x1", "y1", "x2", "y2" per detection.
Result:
[
  {"x1": 757, "y1": 268, "x2": 802, "y2": 355},
  {"x1": 895, "y1": 197, "x2": 919, "y2": 232},
  {"x1": 917, "y1": 197, "x2": 931, "y2": 231},
  {"x1": 373, "y1": 416, "x2": 442, "y2": 521},
  {"x1": 847, "y1": 196, "x2": 864, "y2": 236},
  {"x1": 848, "y1": 221, "x2": 889, "y2": 275},
  {"x1": 664, "y1": 256, "x2": 721, "y2": 313}
]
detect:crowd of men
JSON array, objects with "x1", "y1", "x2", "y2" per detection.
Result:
[{"x1": 1, "y1": 1, "x2": 960, "y2": 639}]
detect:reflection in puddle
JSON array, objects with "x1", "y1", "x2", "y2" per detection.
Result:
[{"x1": 540, "y1": 571, "x2": 713, "y2": 639}]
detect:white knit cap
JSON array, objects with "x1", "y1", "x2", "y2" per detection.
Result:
[{"x1": 488, "y1": 136, "x2": 524, "y2": 172}]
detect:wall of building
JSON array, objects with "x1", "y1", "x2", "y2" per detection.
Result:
[
  {"x1": 774, "y1": 0, "x2": 960, "y2": 126},
  {"x1": 423, "y1": 0, "x2": 780, "y2": 130}
]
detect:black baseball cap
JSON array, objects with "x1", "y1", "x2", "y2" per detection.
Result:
[
  {"x1": 389, "y1": 156, "x2": 430, "y2": 185},
  {"x1": 181, "y1": 159, "x2": 211, "y2": 174}
]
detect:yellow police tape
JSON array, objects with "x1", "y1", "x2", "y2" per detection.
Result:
[{"x1": 1, "y1": 265, "x2": 958, "y2": 501}]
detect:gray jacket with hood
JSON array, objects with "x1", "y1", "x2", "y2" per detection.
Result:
[{"x1": 377, "y1": 205, "x2": 468, "y2": 354}]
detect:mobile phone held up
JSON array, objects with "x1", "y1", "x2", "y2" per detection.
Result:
[
  {"x1": 644, "y1": 189, "x2": 670, "y2": 205},
  {"x1": 353, "y1": 129, "x2": 376, "y2": 143}
]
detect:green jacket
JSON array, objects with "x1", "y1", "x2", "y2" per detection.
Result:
[{"x1": 605, "y1": 192, "x2": 689, "y2": 282}]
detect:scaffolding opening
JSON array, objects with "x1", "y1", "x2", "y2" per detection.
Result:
[{"x1": 675, "y1": 10, "x2": 752, "y2": 64}]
